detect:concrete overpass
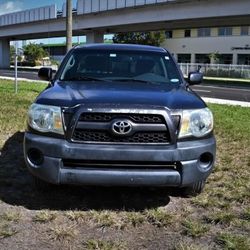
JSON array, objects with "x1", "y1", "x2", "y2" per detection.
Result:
[{"x1": 0, "y1": 0, "x2": 250, "y2": 68}]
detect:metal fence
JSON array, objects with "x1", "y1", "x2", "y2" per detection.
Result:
[{"x1": 179, "y1": 63, "x2": 250, "y2": 79}]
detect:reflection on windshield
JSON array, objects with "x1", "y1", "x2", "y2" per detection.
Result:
[{"x1": 60, "y1": 50, "x2": 182, "y2": 84}]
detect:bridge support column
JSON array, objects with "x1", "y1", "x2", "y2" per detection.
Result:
[
  {"x1": 0, "y1": 39, "x2": 10, "y2": 69},
  {"x1": 86, "y1": 32, "x2": 104, "y2": 44}
]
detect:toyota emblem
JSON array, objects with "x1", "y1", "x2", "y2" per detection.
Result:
[{"x1": 111, "y1": 120, "x2": 132, "y2": 136}]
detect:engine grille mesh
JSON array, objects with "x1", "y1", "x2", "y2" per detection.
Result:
[
  {"x1": 73, "y1": 130, "x2": 169, "y2": 143},
  {"x1": 72, "y1": 112, "x2": 172, "y2": 144}
]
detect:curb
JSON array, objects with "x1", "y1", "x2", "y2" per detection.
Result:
[{"x1": 202, "y1": 97, "x2": 250, "y2": 107}]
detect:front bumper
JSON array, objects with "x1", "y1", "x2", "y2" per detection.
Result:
[{"x1": 24, "y1": 132, "x2": 216, "y2": 187}]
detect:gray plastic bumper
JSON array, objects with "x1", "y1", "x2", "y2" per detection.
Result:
[{"x1": 24, "y1": 132, "x2": 216, "y2": 187}]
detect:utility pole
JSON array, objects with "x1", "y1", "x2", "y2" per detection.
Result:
[{"x1": 66, "y1": 0, "x2": 72, "y2": 52}]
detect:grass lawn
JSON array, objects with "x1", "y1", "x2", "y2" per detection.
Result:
[{"x1": 0, "y1": 80, "x2": 249, "y2": 249}]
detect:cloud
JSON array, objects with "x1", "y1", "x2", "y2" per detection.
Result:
[{"x1": 0, "y1": 1, "x2": 24, "y2": 15}]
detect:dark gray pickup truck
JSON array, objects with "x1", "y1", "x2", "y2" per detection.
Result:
[{"x1": 24, "y1": 44, "x2": 216, "y2": 196}]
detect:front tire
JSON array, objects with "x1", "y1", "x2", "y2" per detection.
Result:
[{"x1": 181, "y1": 180, "x2": 206, "y2": 197}]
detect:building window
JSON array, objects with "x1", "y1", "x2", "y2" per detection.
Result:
[
  {"x1": 177, "y1": 54, "x2": 191, "y2": 63},
  {"x1": 218, "y1": 27, "x2": 232, "y2": 36},
  {"x1": 165, "y1": 31, "x2": 173, "y2": 38},
  {"x1": 238, "y1": 54, "x2": 250, "y2": 65},
  {"x1": 197, "y1": 28, "x2": 211, "y2": 37},
  {"x1": 219, "y1": 54, "x2": 233, "y2": 64},
  {"x1": 241, "y1": 26, "x2": 249, "y2": 36},
  {"x1": 184, "y1": 29, "x2": 191, "y2": 37},
  {"x1": 195, "y1": 54, "x2": 210, "y2": 64}
]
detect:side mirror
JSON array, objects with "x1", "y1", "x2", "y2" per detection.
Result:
[
  {"x1": 38, "y1": 67, "x2": 53, "y2": 81},
  {"x1": 187, "y1": 72, "x2": 203, "y2": 85}
]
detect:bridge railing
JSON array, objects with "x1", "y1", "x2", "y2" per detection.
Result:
[
  {"x1": 0, "y1": 0, "x2": 177, "y2": 26},
  {"x1": 77, "y1": 0, "x2": 176, "y2": 14},
  {"x1": 179, "y1": 63, "x2": 250, "y2": 79},
  {"x1": 0, "y1": 5, "x2": 57, "y2": 26}
]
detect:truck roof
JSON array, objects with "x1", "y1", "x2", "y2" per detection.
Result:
[{"x1": 75, "y1": 43, "x2": 167, "y2": 53}]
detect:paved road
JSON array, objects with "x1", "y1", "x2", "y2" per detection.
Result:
[
  {"x1": 0, "y1": 69, "x2": 38, "y2": 80},
  {"x1": 0, "y1": 69, "x2": 250, "y2": 102},
  {"x1": 191, "y1": 85, "x2": 250, "y2": 102}
]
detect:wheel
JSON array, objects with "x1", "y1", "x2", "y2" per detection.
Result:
[
  {"x1": 32, "y1": 175, "x2": 53, "y2": 191},
  {"x1": 181, "y1": 180, "x2": 206, "y2": 197}
]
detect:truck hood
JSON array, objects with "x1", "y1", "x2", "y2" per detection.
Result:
[{"x1": 36, "y1": 81, "x2": 206, "y2": 109}]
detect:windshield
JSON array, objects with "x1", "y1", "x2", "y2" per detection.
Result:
[{"x1": 59, "y1": 49, "x2": 182, "y2": 85}]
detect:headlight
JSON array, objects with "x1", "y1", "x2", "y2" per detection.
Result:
[
  {"x1": 28, "y1": 104, "x2": 64, "y2": 135},
  {"x1": 179, "y1": 108, "x2": 213, "y2": 138}
]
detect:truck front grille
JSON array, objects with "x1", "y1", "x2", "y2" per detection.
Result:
[
  {"x1": 72, "y1": 130, "x2": 169, "y2": 143},
  {"x1": 71, "y1": 112, "x2": 171, "y2": 144}
]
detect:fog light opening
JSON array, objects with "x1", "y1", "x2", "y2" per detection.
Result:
[
  {"x1": 27, "y1": 148, "x2": 44, "y2": 166},
  {"x1": 199, "y1": 152, "x2": 213, "y2": 171}
]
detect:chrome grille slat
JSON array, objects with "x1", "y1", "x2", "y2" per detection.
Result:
[
  {"x1": 76, "y1": 121, "x2": 167, "y2": 132},
  {"x1": 78, "y1": 113, "x2": 164, "y2": 123}
]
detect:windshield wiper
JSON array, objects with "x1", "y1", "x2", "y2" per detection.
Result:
[
  {"x1": 110, "y1": 78, "x2": 150, "y2": 83},
  {"x1": 63, "y1": 76, "x2": 105, "y2": 81}
]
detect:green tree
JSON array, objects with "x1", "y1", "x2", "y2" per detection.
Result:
[
  {"x1": 209, "y1": 51, "x2": 221, "y2": 64},
  {"x1": 113, "y1": 31, "x2": 165, "y2": 46},
  {"x1": 23, "y1": 43, "x2": 48, "y2": 64}
]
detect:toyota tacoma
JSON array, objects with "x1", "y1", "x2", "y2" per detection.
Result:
[{"x1": 24, "y1": 44, "x2": 216, "y2": 196}]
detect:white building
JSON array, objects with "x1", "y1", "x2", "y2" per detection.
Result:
[{"x1": 162, "y1": 26, "x2": 250, "y2": 65}]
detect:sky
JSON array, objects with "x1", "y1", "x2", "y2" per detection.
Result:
[{"x1": 0, "y1": 0, "x2": 110, "y2": 45}]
